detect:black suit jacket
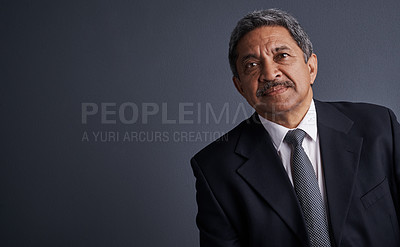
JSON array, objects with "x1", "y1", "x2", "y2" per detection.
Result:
[{"x1": 191, "y1": 100, "x2": 400, "y2": 247}]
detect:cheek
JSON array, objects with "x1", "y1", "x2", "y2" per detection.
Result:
[
  {"x1": 242, "y1": 85, "x2": 259, "y2": 104},
  {"x1": 287, "y1": 67, "x2": 311, "y2": 86},
  {"x1": 298, "y1": 64, "x2": 312, "y2": 80},
  {"x1": 241, "y1": 79, "x2": 258, "y2": 93},
  {"x1": 248, "y1": 84, "x2": 260, "y2": 97}
]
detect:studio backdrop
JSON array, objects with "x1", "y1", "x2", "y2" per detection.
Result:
[{"x1": 1, "y1": 0, "x2": 399, "y2": 246}]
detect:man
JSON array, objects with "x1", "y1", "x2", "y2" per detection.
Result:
[{"x1": 191, "y1": 9, "x2": 400, "y2": 247}]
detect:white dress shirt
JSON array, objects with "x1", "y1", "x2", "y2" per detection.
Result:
[{"x1": 258, "y1": 100, "x2": 326, "y2": 203}]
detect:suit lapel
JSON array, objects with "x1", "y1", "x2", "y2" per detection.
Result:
[
  {"x1": 315, "y1": 101, "x2": 363, "y2": 246},
  {"x1": 236, "y1": 114, "x2": 309, "y2": 246},
  {"x1": 235, "y1": 102, "x2": 364, "y2": 246}
]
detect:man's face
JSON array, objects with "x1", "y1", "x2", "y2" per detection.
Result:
[{"x1": 233, "y1": 26, "x2": 317, "y2": 123}]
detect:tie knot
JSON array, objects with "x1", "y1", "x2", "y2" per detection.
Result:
[{"x1": 285, "y1": 129, "x2": 306, "y2": 147}]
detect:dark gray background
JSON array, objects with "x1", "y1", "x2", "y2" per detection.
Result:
[{"x1": 1, "y1": 0, "x2": 399, "y2": 246}]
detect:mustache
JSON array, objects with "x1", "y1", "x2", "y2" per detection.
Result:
[{"x1": 256, "y1": 80, "x2": 294, "y2": 97}]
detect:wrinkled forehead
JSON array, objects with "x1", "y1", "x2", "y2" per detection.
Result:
[{"x1": 236, "y1": 26, "x2": 300, "y2": 56}]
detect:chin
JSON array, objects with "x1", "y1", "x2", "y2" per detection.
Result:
[{"x1": 255, "y1": 100, "x2": 296, "y2": 115}]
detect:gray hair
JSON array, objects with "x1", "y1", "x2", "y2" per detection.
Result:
[{"x1": 228, "y1": 9, "x2": 313, "y2": 78}]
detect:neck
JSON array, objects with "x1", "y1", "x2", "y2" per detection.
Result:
[{"x1": 259, "y1": 99, "x2": 312, "y2": 129}]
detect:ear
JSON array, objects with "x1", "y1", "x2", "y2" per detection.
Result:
[
  {"x1": 233, "y1": 76, "x2": 245, "y2": 96},
  {"x1": 307, "y1": 53, "x2": 318, "y2": 85}
]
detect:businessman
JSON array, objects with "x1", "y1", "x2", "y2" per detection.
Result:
[{"x1": 191, "y1": 9, "x2": 400, "y2": 247}]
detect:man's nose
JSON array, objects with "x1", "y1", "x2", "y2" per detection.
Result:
[{"x1": 259, "y1": 61, "x2": 282, "y2": 82}]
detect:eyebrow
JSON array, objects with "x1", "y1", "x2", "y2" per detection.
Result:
[
  {"x1": 240, "y1": 54, "x2": 259, "y2": 64},
  {"x1": 274, "y1": 45, "x2": 291, "y2": 52},
  {"x1": 240, "y1": 45, "x2": 293, "y2": 63}
]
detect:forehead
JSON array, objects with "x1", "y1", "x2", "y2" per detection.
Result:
[{"x1": 236, "y1": 26, "x2": 300, "y2": 55}]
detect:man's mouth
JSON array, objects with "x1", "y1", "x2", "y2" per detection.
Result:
[
  {"x1": 262, "y1": 85, "x2": 288, "y2": 95},
  {"x1": 256, "y1": 80, "x2": 294, "y2": 97}
]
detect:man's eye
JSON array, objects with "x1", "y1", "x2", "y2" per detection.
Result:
[
  {"x1": 245, "y1": 62, "x2": 258, "y2": 68},
  {"x1": 277, "y1": 53, "x2": 289, "y2": 59}
]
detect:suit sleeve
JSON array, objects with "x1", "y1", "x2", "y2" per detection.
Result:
[
  {"x1": 388, "y1": 108, "x2": 400, "y2": 226},
  {"x1": 191, "y1": 157, "x2": 241, "y2": 247}
]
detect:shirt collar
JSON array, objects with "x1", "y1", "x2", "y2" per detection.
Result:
[{"x1": 258, "y1": 99, "x2": 318, "y2": 150}]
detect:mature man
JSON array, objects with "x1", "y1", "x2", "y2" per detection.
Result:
[{"x1": 191, "y1": 9, "x2": 400, "y2": 247}]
